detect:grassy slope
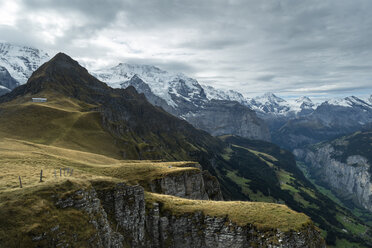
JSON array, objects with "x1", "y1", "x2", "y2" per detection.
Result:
[
  {"x1": 219, "y1": 135, "x2": 372, "y2": 247},
  {"x1": 0, "y1": 138, "x2": 200, "y2": 191},
  {"x1": 0, "y1": 92, "x2": 124, "y2": 159},
  {"x1": 0, "y1": 138, "x2": 313, "y2": 247}
]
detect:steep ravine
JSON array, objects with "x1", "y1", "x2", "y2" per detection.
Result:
[{"x1": 294, "y1": 145, "x2": 372, "y2": 212}]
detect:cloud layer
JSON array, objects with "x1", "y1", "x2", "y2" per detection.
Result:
[{"x1": 0, "y1": 0, "x2": 372, "y2": 99}]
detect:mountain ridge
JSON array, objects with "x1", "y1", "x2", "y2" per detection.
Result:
[{"x1": 95, "y1": 61, "x2": 271, "y2": 141}]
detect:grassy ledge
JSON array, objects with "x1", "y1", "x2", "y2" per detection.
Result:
[{"x1": 145, "y1": 192, "x2": 311, "y2": 232}]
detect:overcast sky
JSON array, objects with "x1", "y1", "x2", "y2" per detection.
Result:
[{"x1": 0, "y1": 0, "x2": 372, "y2": 99}]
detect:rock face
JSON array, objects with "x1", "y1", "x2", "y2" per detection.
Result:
[
  {"x1": 184, "y1": 100, "x2": 270, "y2": 141},
  {"x1": 0, "y1": 85, "x2": 10, "y2": 96},
  {"x1": 0, "y1": 66, "x2": 19, "y2": 91},
  {"x1": 43, "y1": 183, "x2": 324, "y2": 248},
  {"x1": 145, "y1": 203, "x2": 324, "y2": 248},
  {"x1": 294, "y1": 145, "x2": 372, "y2": 212},
  {"x1": 55, "y1": 187, "x2": 125, "y2": 248},
  {"x1": 149, "y1": 170, "x2": 223, "y2": 201}
]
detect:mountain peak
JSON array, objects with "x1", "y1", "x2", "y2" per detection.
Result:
[
  {"x1": 295, "y1": 96, "x2": 312, "y2": 103},
  {"x1": 256, "y1": 92, "x2": 286, "y2": 103},
  {"x1": 263, "y1": 92, "x2": 276, "y2": 98},
  {"x1": 46, "y1": 52, "x2": 82, "y2": 70},
  {"x1": 0, "y1": 53, "x2": 109, "y2": 103}
]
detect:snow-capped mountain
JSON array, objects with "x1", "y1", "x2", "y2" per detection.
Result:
[
  {"x1": 0, "y1": 66, "x2": 19, "y2": 92},
  {"x1": 95, "y1": 63, "x2": 271, "y2": 141},
  {"x1": 202, "y1": 85, "x2": 248, "y2": 105},
  {"x1": 293, "y1": 96, "x2": 314, "y2": 110},
  {"x1": 202, "y1": 90, "x2": 318, "y2": 117},
  {"x1": 325, "y1": 96, "x2": 372, "y2": 110},
  {"x1": 2, "y1": 41, "x2": 371, "y2": 145},
  {"x1": 95, "y1": 63, "x2": 205, "y2": 108},
  {"x1": 247, "y1": 93, "x2": 292, "y2": 116},
  {"x1": 273, "y1": 95, "x2": 372, "y2": 149},
  {"x1": 0, "y1": 42, "x2": 50, "y2": 84}
]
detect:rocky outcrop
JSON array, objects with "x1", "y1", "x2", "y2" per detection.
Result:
[
  {"x1": 149, "y1": 170, "x2": 223, "y2": 201},
  {"x1": 26, "y1": 181, "x2": 325, "y2": 248},
  {"x1": 146, "y1": 203, "x2": 325, "y2": 248},
  {"x1": 0, "y1": 66, "x2": 19, "y2": 95},
  {"x1": 53, "y1": 187, "x2": 124, "y2": 247},
  {"x1": 294, "y1": 146, "x2": 372, "y2": 212},
  {"x1": 47, "y1": 183, "x2": 324, "y2": 248},
  {"x1": 184, "y1": 100, "x2": 271, "y2": 142}
]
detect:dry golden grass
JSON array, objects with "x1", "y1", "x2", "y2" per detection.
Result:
[
  {"x1": 146, "y1": 192, "x2": 311, "y2": 232},
  {"x1": 0, "y1": 179, "x2": 99, "y2": 247},
  {"x1": 0, "y1": 92, "x2": 124, "y2": 159},
  {"x1": 0, "y1": 138, "x2": 198, "y2": 192}
]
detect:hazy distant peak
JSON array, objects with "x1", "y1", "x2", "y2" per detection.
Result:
[
  {"x1": 295, "y1": 96, "x2": 312, "y2": 103},
  {"x1": 255, "y1": 92, "x2": 286, "y2": 104}
]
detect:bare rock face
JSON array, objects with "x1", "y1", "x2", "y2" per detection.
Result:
[
  {"x1": 49, "y1": 183, "x2": 324, "y2": 248},
  {"x1": 0, "y1": 66, "x2": 19, "y2": 96},
  {"x1": 149, "y1": 170, "x2": 223, "y2": 201},
  {"x1": 183, "y1": 100, "x2": 271, "y2": 142},
  {"x1": 55, "y1": 187, "x2": 125, "y2": 248},
  {"x1": 145, "y1": 203, "x2": 325, "y2": 248},
  {"x1": 294, "y1": 145, "x2": 372, "y2": 212}
]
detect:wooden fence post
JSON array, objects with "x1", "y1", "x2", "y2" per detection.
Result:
[
  {"x1": 40, "y1": 170, "x2": 43, "y2": 182},
  {"x1": 19, "y1": 176, "x2": 22, "y2": 188}
]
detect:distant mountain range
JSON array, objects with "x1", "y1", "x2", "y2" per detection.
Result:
[
  {"x1": 1, "y1": 42, "x2": 371, "y2": 149},
  {"x1": 94, "y1": 63, "x2": 270, "y2": 141},
  {"x1": 94, "y1": 62, "x2": 372, "y2": 149}
]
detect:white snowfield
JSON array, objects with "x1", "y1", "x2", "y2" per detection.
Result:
[
  {"x1": 94, "y1": 63, "x2": 205, "y2": 107},
  {"x1": 0, "y1": 42, "x2": 50, "y2": 84}
]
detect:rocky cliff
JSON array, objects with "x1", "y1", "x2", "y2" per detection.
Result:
[
  {"x1": 0, "y1": 66, "x2": 19, "y2": 95},
  {"x1": 26, "y1": 181, "x2": 325, "y2": 248},
  {"x1": 294, "y1": 143, "x2": 372, "y2": 212},
  {"x1": 184, "y1": 100, "x2": 271, "y2": 141},
  {"x1": 149, "y1": 169, "x2": 223, "y2": 201}
]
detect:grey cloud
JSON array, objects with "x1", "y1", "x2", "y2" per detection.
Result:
[
  {"x1": 256, "y1": 75, "x2": 276, "y2": 82},
  {"x1": 1, "y1": 0, "x2": 372, "y2": 98}
]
